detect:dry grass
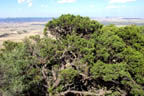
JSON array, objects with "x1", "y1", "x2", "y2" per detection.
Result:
[{"x1": 0, "y1": 22, "x2": 46, "y2": 48}]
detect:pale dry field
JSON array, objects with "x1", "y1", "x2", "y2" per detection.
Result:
[{"x1": 0, "y1": 22, "x2": 47, "y2": 47}]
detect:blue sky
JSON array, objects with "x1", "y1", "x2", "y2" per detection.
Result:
[{"x1": 0, "y1": 0, "x2": 144, "y2": 17}]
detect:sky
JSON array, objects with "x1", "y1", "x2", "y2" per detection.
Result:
[{"x1": 0, "y1": 0, "x2": 144, "y2": 18}]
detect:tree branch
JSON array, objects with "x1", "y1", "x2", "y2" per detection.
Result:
[{"x1": 58, "y1": 89, "x2": 111, "y2": 96}]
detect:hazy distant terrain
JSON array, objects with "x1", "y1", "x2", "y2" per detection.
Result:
[
  {"x1": 0, "y1": 17, "x2": 144, "y2": 47},
  {"x1": 94, "y1": 17, "x2": 144, "y2": 26},
  {"x1": 0, "y1": 18, "x2": 52, "y2": 23}
]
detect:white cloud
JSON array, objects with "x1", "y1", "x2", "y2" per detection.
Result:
[
  {"x1": 17, "y1": 0, "x2": 32, "y2": 7},
  {"x1": 109, "y1": 0, "x2": 136, "y2": 4},
  {"x1": 27, "y1": 0, "x2": 32, "y2": 7},
  {"x1": 107, "y1": 5, "x2": 126, "y2": 8},
  {"x1": 28, "y1": 2, "x2": 32, "y2": 7},
  {"x1": 18, "y1": 0, "x2": 25, "y2": 3},
  {"x1": 57, "y1": 0, "x2": 76, "y2": 4}
]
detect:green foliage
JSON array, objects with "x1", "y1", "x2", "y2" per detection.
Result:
[
  {"x1": 2, "y1": 40, "x2": 22, "y2": 52},
  {"x1": 44, "y1": 14, "x2": 103, "y2": 38},
  {"x1": 60, "y1": 68, "x2": 78, "y2": 83},
  {"x1": 91, "y1": 60, "x2": 130, "y2": 81},
  {"x1": 0, "y1": 39, "x2": 44, "y2": 96},
  {"x1": 0, "y1": 14, "x2": 144, "y2": 96},
  {"x1": 122, "y1": 47, "x2": 144, "y2": 84},
  {"x1": 117, "y1": 25, "x2": 144, "y2": 52}
]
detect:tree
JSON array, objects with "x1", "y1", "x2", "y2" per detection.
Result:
[
  {"x1": 44, "y1": 14, "x2": 103, "y2": 39},
  {"x1": 0, "y1": 14, "x2": 144, "y2": 96}
]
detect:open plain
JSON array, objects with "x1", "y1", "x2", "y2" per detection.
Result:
[{"x1": 0, "y1": 22, "x2": 47, "y2": 47}]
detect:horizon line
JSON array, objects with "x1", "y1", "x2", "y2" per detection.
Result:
[{"x1": 0, "y1": 17, "x2": 144, "y2": 19}]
